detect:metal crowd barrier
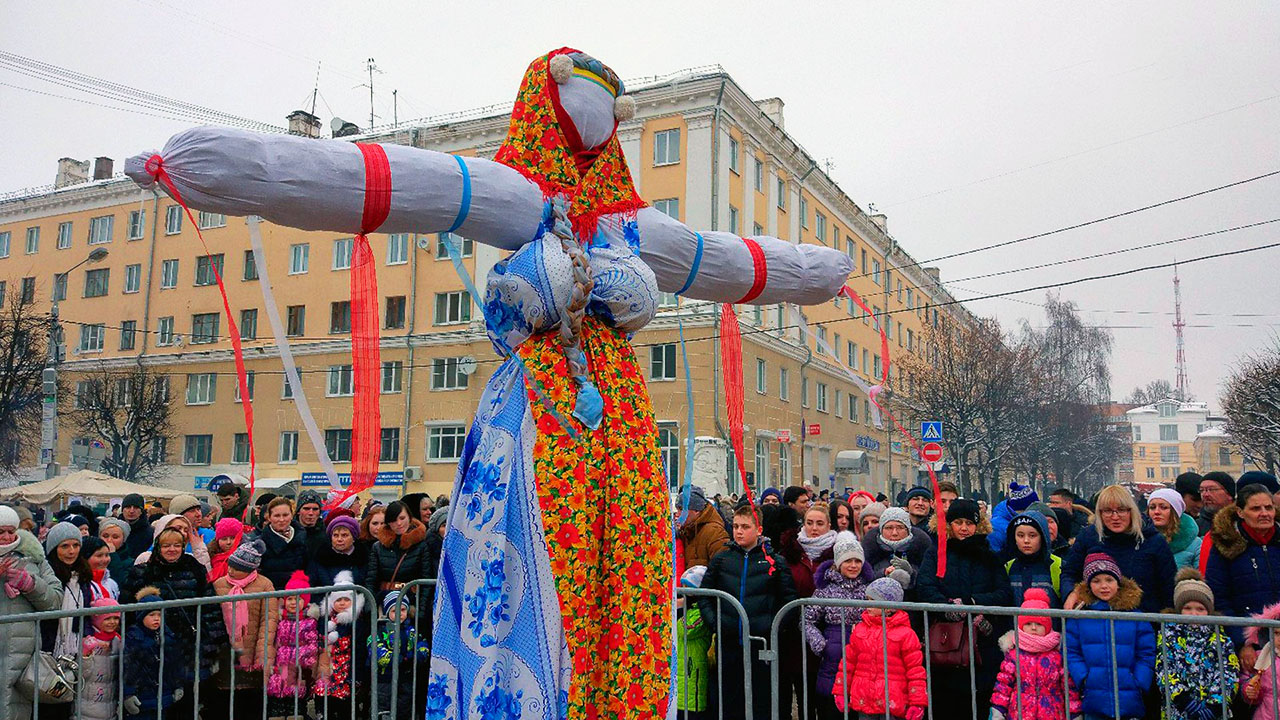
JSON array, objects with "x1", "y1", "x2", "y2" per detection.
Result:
[{"x1": 769, "y1": 597, "x2": 1280, "y2": 720}]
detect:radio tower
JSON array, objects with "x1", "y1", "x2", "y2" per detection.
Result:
[{"x1": 1173, "y1": 264, "x2": 1189, "y2": 401}]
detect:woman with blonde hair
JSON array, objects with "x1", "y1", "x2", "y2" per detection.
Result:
[{"x1": 1061, "y1": 484, "x2": 1177, "y2": 613}]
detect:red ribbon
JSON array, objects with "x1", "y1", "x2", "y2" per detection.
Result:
[{"x1": 144, "y1": 155, "x2": 256, "y2": 517}]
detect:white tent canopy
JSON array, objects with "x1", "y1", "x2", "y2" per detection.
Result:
[{"x1": 0, "y1": 470, "x2": 185, "y2": 505}]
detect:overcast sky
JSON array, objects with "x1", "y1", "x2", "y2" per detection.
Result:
[{"x1": 4, "y1": 1, "x2": 1278, "y2": 407}]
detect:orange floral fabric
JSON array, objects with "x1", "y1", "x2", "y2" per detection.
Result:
[{"x1": 517, "y1": 317, "x2": 672, "y2": 720}]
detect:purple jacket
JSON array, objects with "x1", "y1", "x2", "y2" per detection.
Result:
[{"x1": 803, "y1": 559, "x2": 872, "y2": 695}]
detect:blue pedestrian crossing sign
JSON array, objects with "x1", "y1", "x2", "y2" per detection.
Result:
[{"x1": 921, "y1": 421, "x2": 944, "y2": 441}]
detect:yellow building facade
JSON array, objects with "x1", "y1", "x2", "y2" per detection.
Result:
[{"x1": 0, "y1": 68, "x2": 972, "y2": 501}]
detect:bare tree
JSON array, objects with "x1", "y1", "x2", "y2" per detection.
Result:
[
  {"x1": 69, "y1": 364, "x2": 174, "y2": 483},
  {"x1": 1221, "y1": 346, "x2": 1280, "y2": 474},
  {"x1": 0, "y1": 295, "x2": 53, "y2": 477}
]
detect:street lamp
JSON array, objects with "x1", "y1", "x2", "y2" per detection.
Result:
[{"x1": 41, "y1": 247, "x2": 109, "y2": 479}]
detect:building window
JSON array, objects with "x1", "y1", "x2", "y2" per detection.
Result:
[
  {"x1": 1219, "y1": 446, "x2": 1231, "y2": 466},
  {"x1": 128, "y1": 210, "x2": 145, "y2": 240},
  {"x1": 658, "y1": 424, "x2": 680, "y2": 489},
  {"x1": 379, "y1": 427, "x2": 401, "y2": 462},
  {"x1": 83, "y1": 268, "x2": 109, "y2": 297},
  {"x1": 165, "y1": 205, "x2": 182, "y2": 234},
  {"x1": 24, "y1": 227, "x2": 39, "y2": 254},
  {"x1": 816, "y1": 382, "x2": 829, "y2": 413},
  {"x1": 157, "y1": 316, "x2": 175, "y2": 346},
  {"x1": 0, "y1": 232, "x2": 8, "y2": 258},
  {"x1": 243, "y1": 250, "x2": 258, "y2": 281},
  {"x1": 387, "y1": 233, "x2": 410, "y2": 265},
  {"x1": 183, "y1": 435, "x2": 213, "y2": 465},
  {"x1": 185, "y1": 373, "x2": 217, "y2": 405},
  {"x1": 1160, "y1": 446, "x2": 1179, "y2": 464},
  {"x1": 652, "y1": 198, "x2": 679, "y2": 219},
  {"x1": 232, "y1": 433, "x2": 251, "y2": 464},
  {"x1": 195, "y1": 254, "x2": 224, "y2": 286},
  {"x1": 286, "y1": 305, "x2": 306, "y2": 336},
  {"x1": 755, "y1": 438, "x2": 769, "y2": 488},
  {"x1": 650, "y1": 343, "x2": 676, "y2": 381},
  {"x1": 52, "y1": 274, "x2": 66, "y2": 302},
  {"x1": 239, "y1": 308, "x2": 258, "y2": 340},
  {"x1": 779, "y1": 443, "x2": 791, "y2": 483},
  {"x1": 1159, "y1": 424, "x2": 1178, "y2": 441},
  {"x1": 79, "y1": 323, "x2": 105, "y2": 352},
  {"x1": 756, "y1": 359, "x2": 767, "y2": 394},
  {"x1": 279, "y1": 432, "x2": 299, "y2": 463},
  {"x1": 330, "y1": 301, "x2": 351, "y2": 334},
  {"x1": 382, "y1": 360, "x2": 403, "y2": 393},
  {"x1": 234, "y1": 371, "x2": 255, "y2": 403},
  {"x1": 427, "y1": 425, "x2": 467, "y2": 461},
  {"x1": 754, "y1": 158, "x2": 764, "y2": 192},
  {"x1": 436, "y1": 232, "x2": 473, "y2": 258},
  {"x1": 434, "y1": 291, "x2": 471, "y2": 325},
  {"x1": 190, "y1": 313, "x2": 219, "y2": 344},
  {"x1": 124, "y1": 264, "x2": 141, "y2": 294},
  {"x1": 160, "y1": 259, "x2": 178, "y2": 289},
  {"x1": 776, "y1": 178, "x2": 786, "y2": 209},
  {"x1": 57, "y1": 222, "x2": 72, "y2": 249},
  {"x1": 332, "y1": 237, "x2": 353, "y2": 270},
  {"x1": 654, "y1": 128, "x2": 680, "y2": 166},
  {"x1": 327, "y1": 365, "x2": 354, "y2": 397},
  {"x1": 729, "y1": 205, "x2": 740, "y2": 234},
  {"x1": 289, "y1": 243, "x2": 309, "y2": 274},
  {"x1": 197, "y1": 212, "x2": 226, "y2": 229},
  {"x1": 119, "y1": 320, "x2": 137, "y2": 351},
  {"x1": 385, "y1": 296, "x2": 406, "y2": 329},
  {"x1": 431, "y1": 357, "x2": 469, "y2": 390},
  {"x1": 801, "y1": 377, "x2": 810, "y2": 408},
  {"x1": 325, "y1": 429, "x2": 353, "y2": 463},
  {"x1": 88, "y1": 215, "x2": 113, "y2": 245},
  {"x1": 728, "y1": 138, "x2": 740, "y2": 173},
  {"x1": 779, "y1": 367, "x2": 790, "y2": 401}
]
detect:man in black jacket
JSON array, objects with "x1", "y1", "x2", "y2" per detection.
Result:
[{"x1": 699, "y1": 505, "x2": 796, "y2": 720}]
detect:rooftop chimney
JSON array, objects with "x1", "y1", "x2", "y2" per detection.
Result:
[
  {"x1": 92, "y1": 157, "x2": 113, "y2": 180},
  {"x1": 755, "y1": 98, "x2": 785, "y2": 130},
  {"x1": 54, "y1": 158, "x2": 90, "y2": 188},
  {"x1": 287, "y1": 110, "x2": 322, "y2": 139}
]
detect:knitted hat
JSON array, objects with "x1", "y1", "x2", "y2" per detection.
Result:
[
  {"x1": 1083, "y1": 552, "x2": 1123, "y2": 583},
  {"x1": 1148, "y1": 488, "x2": 1185, "y2": 517},
  {"x1": 228, "y1": 538, "x2": 265, "y2": 573},
  {"x1": 326, "y1": 514, "x2": 360, "y2": 538},
  {"x1": 79, "y1": 535, "x2": 107, "y2": 561},
  {"x1": 1018, "y1": 588, "x2": 1052, "y2": 631},
  {"x1": 44, "y1": 521, "x2": 81, "y2": 555},
  {"x1": 0, "y1": 505, "x2": 18, "y2": 529},
  {"x1": 866, "y1": 576, "x2": 905, "y2": 604},
  {"x1": 859, "y1": 502, "x2": 887, "y2": 521},
  {"x1": 296, "y1": 490, "x2": 324, "y2": 510},
  {"x1": 215, "y1": 517, "x2": 243, "y2": 541},
  {"x1": 946, "y1": 498, "x2": 982, "y2": 526},
  {"x1": 91, "y1": 597, "x2": 121, "y2": 631},
  {"x1": 879, "y1": 507, "x2": 912, "y2": 530},
  {"x1": 98, "y1": 517, "x2": 130, "y2": 542},
  {"x1": 680, "y1": 565, "x2": 707, "y2": 588},
  {"x1": 284, "y1": 569, "x2": 312, "y2": 605},
  {"x1": 832, "y1": 530, "x2": 864, "y2": 567},
  {"x1": 1006, "y1": 481, "x2": 1039, "y2": 512},
  {"x1": 687, "y1": 486, "x2": 709, "y2": 513},
  {"x1": 904, "y1": 486, "x2": 933, "y2": 503},
  {"x1": 168, "y1": 494, "x2": 200, "y2": 516},
  {"x1": 1240, "y1": 471, "x2": 1280, "y2": 495},
  {"x1": 1200, "y1": 472, "x2": 1237, "y2": 499},
  {"x1": 122, "y1": 493, "x2": 145, "y2": 510},
  {"x1": 1172, "y1": 568, "x2": 1214, "y2": 613},
  {"x1": 760, "y1": 488, "x2": 783, "y2": 504}
]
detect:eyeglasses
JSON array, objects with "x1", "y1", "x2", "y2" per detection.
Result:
[{"x1": 1100, "y1": 507, "x2": 1132, "y2": 516}]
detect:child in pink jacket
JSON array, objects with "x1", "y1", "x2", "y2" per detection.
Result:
[
  {"x1": 990, "y1": 589, "x2": 1080, "y2": 720},
  {"x1": 832, "y1": 576, "x2": 927, "y2": 720}
]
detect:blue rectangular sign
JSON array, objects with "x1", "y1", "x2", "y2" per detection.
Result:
[{"x1": 300, "y1": 471, "x2": 405, "y2": 487}]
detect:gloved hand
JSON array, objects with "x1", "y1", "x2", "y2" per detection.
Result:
[
  {"x1": 905, "y1": 706, "x2": 925, "y2": 720},
  {"x1": 989, "y1": 706, "x2": 1006, "y2": 720},
  {"x1": 172, "y1": 687, "x2": 184, "y2": 702},
  {"x1": 4, "y1": 564, "x2": 33, "y2": 598},
  {"x1": 124, "y1": 696, "x2": 141, "y2": 715},
  {"x1": 889, "y1": 556, "x2": 912, "y2": 573}
]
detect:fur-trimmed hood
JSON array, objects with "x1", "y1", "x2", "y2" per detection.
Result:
[
  {"x1": 1207, "y1": 504, "x2": 1275, "y2": 560},
  {"x1": 1071, "y1": 577, "x2": 1143, "y2": 611},
  {"x1": 374, "y1": 518, "x2": 427, "y2": 549}
]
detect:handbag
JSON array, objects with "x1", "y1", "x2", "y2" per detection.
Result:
[
  {"x1": 16, "y1": 651, "x2": 77, "y2": 703},
  {"x1": 928, "y1": 619, "x2": 977, "y2": 667}
]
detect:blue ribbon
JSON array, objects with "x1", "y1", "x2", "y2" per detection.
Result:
[
  {"x1": 446, "y1": 155, "x2": 471, "y2": 234},
  {"x1": 675, "y1": 232, "x2": 704, "y2": 295}
]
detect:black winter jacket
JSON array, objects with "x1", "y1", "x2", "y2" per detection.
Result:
[
  {"x1": 255, "y1": 523, "x2": 311, "y2": 590},
  {"x1": 698, "y1": 541, "x2": 797, "y2": 640},
  {"x1": 366, "y1": 519, "x2": 431, "y2": 597},
  {"x1": 307, "y1": 542, "x2": 370, "y2": 588}
]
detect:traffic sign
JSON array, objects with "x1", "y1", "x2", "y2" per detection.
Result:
[
  {"x1": 921, "y1": 422, "x2": 943, "y2": 441},
  {"x1": 777, "y1": 429, "x2": 791, "y2": 443},
  {"x1": 921, "y1": 442, "x2": 944, "y2": 463},
  {"x1": 808, "y1": 424, "x2": 822, "y2": 437}
]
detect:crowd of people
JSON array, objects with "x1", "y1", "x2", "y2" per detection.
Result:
[
  {"x1": 675, "y1": 471, "x2": 1280, "y2": 720},
  {"x1": 0, "y1": 469, "x2": 1278, "y2": 720},
  {"x1": 0, "y1": 485, "x2": 447, "y2": 720}
]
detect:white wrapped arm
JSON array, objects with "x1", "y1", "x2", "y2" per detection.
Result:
[
  {"x1": 124, "y1": 126, "x2": 545, "y2": 250},
  {"x1": 635, "y1": 207, "x2": 852, "y2": 305}
]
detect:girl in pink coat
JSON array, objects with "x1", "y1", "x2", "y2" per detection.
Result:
[
  {"x1": 832, "y1": 576, "x2": 927, "y2": 720},
  {"x1": 990, "y1": 589, "x2": 1081, "y2": 720}
]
